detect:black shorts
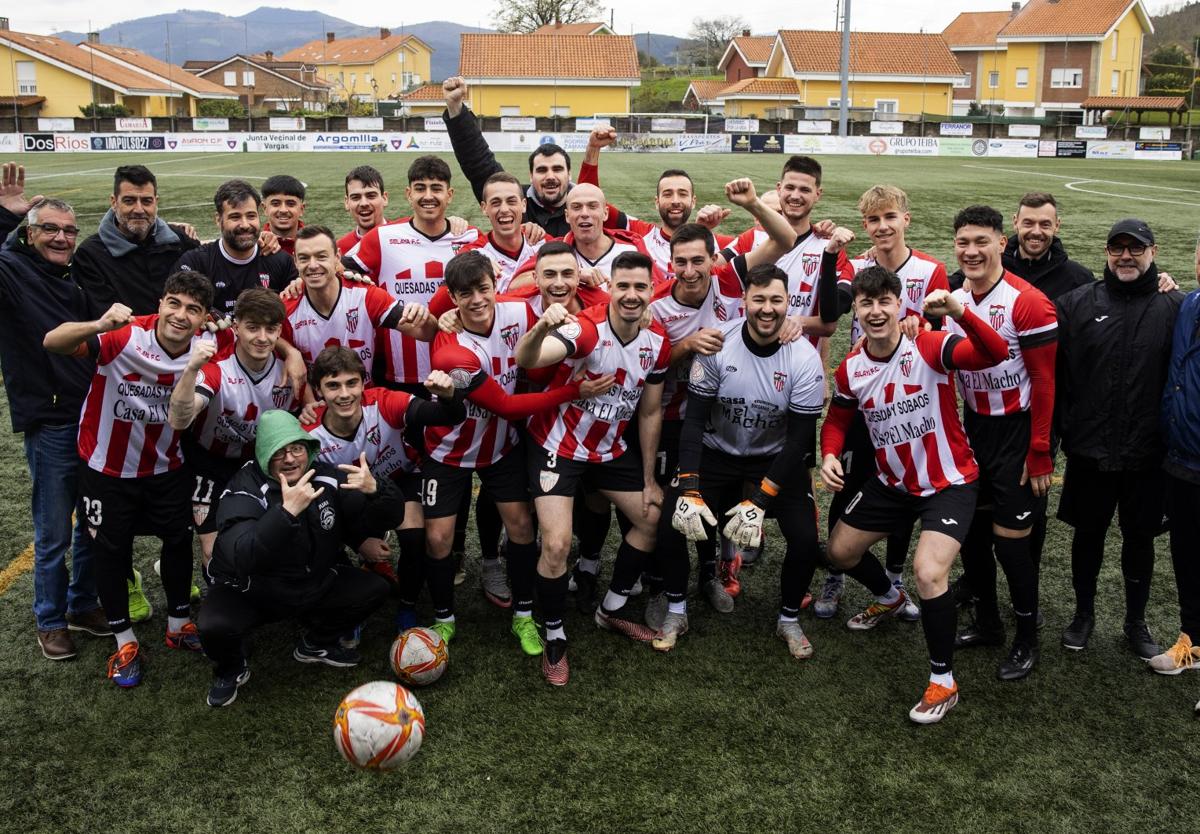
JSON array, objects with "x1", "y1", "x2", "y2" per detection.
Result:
[
  {"x1": 527, "y1": 443, "x2": 645, "y2": 499},
  {"x1": 838, "y1": 477, "x2": 978, "y2": 545},
  {"x1": 393, "y1": 470, "x2": 423, "y2": 504},
  {"x1": 839, "y1": 410, "x2": 878, "y2": 497},
  {"x1": 963, "y1": 409, "x2": 1044, "y2": 530},
  {"x1": 696, "y1": 446, "x2": 813, "y2": 520},
  {"x1": 185, "y1": 452, "x2": 245, "y2": 535},
  {"x1": 420, "y1": 449, "x2": 528, "y2": 518},
  {"x1": 1057, "y1": 455, "x2": 1168, "y2": 538},
  {"x1": 78, "y1": 464, "x2": 193, "y2": 547}
]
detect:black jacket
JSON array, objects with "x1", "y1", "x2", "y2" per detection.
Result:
[
  {"x1": 73, "y1": 211, "x2": 200, "y2": 315},
  {"x1": 0, "y1": 206, "x2": 97, "y2": 433},
  {"x1": 209, "y1": 460, "x2": 404, "y2": 607},
  {"x1": 949, "y1": 237, "x2": 1094, "y2": 300},
  {"x1": 1055, "y1": 265, "x2": 1184, "y2": 470},
  {"x1": 443, "y1": 107, "x2": 573, "y2": 237}
]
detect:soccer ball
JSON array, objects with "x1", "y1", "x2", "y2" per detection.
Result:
[
  {"x1": 390, "y1": 627, "x2": 449, "y2": 686},
  {"x1": 333, "y1": 681, "x2": 425, "y2": 770}
]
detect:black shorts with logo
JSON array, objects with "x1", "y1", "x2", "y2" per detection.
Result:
[
  {"x1": 78, "y1": 464, "x2": 194, "y2": 547},
  {"x1": 963, "y1": 408, "x2": 1045, "y2": 530},
  {"x1": 419, "y1": 449, "x2": 529, "y2": 519},
  {"x1": 527, "y1": 443, "x2": 646, "y2": 499},
  {"x1": 184, "y1": 446, "x2": 246, "y2": 535},
  {"x1": 837, "y1": 476, "x2": 978, "y2": 545}
]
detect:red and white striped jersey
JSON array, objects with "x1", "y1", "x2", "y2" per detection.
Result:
[
  {"x1": 426, "y1": 299, "x2": 537, "y2": 468},
  {"x1": 305, "y1": 387, "x2": 419, "y2": 480},
  {"x1": 832, "y1": 332, "x2": 978, "y2": 496},
  {"x1": 947, "y1": 271, "x2": 1057, "y2": 415},
  {"x1": 512, "y1": 229, "x2": 666, "y2": 292},
  {"x1": 528, "y1": 304, "x2": 671, "y2": 463},
  {"x1": 775, "y1": 231, "x2": 854, "y2": 346},
  {"x1": 848, "y1": 249, "x2": 949, "y2": 343},
  {"x1": 192, "y1": 354, "x2": 299, "y2": 461},
  {"x1": 347, "y1": 219, "x2": 480, "y2": 385},
  {"x1": 78, "y1": 316, "x2": 233, "y2": 478},
  {"x1": 649, "y1": 262, "x2": 746, "y2": 421},
  {"x1": 282, "y1": 282, "x2": 399, "y2": 383},
  {"x1": 460, "y1": 233, "x2": 543, "y2": 293}
]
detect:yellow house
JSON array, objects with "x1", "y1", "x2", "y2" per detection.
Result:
[
  {"x1": 279, "y1": 29, "x2": 432, "y2": 103},
  {"x1": 458, "y1": 33, "x2": 640, "y2": 117},
  {"x1": 943, "y1": 0, "x2": 1153, "y2": 117},
  {"x1": 0, "y1": 27, "x2": 236, "y2": 117}
]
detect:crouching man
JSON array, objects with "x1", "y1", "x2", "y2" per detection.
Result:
[{"x1": 197, "y1": 410, "x2": 405, "y2": 707}]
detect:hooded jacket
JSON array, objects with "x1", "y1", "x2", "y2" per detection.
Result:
[
  {"x1": 209, "y1": 411, "x2": 405, "y2": 606},
  {"x1": 0, "y1": 206, "x2": 97, "y2": 433},
  {"x1": 73, "y1": 209, "x2": 200, "y2": 315},
  {"x1": 1162, "y1": 289, "x2": 1200, "y2": 485}
]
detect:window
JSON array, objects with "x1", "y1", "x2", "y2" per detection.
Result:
[
  {"x1": 550, "y1": 106, "x2": 570, "y2": 117},
  {"x1": 499, "y1": 105, "x2": 521, "y2": 116},
  {"x1": 988, "y1": 71, "x2": 1000, "y2": 88},
  {"x1": 1050, "y1": 68, "x2": 1083, "y2": 88},
  {"x1": 223, "y1": 70, "x2": 236, "y2": 86},
  {"x1": 1015, "y1": 68, "x2": 1029, "y2": 88},
  {"x1": 954, "y1": 72, "x2": 972, "y2": 89},
  {"x1": 391, "y1": 73, "x2": 396, "y2": 84},
  {"x1": 364, "y1": 72, "x2": 372, "y2": 83},
  {"x1": 350, "y1": 72, "x2": 357, "y2": 87},
  {"x1": 875, "y1": 99, "x2": 898, "y2": 113},
  {"x1": 1111, "y1": 30, "x2": 1118, "y2": 60},
  {"x1": 242, "y1": 71, "x2": 255, "y2": 86},
  {"x1": 16, "y1": 61, "x2": 36, "y2": 95},
  {"x1": 1112, "y1": 70, "x2": 1120, "y2": 93},
  {"x1": 827, "y1": 97, "x2": 843, "y2": 106},
  {"x1": 402, "y1": 71, "x2": 413, "y2": 88}
]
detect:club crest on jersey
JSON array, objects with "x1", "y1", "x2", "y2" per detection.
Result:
[
  {"x1": 712, "y1": 298, "x2": 728, "y2": 321},
  {"x1": 539, "y1": 470, "x2": 559, "y2": 492},
  {"x1": 988, "y1": 303, "x2": 1006, "y2": 330},
  {"x1": 271, "y1": 386, "x2": 292, "y2": 409},
  {"x1": 801, "y1": 253, "x2": 821, "y2": 277},
  {"x1": 346, "y1": 308, "x2": 360, "y2": 334},
  {"x1": 638, "y1": 345, "x2": 654, "y2": 370},
  {"x1": 906, "y1": 278, "x2": 922, "y2": 305},
  {"x1": 773, "y1": 370, "x2": 787, "y2": 392},
  {"x1": 258, "y1": 272, "x2": 271, "y2": 288},
  {"x1": 899, "y1": 349, "x2": 914, "y2": 377},
  {"x1": 192, "y1": 504, "x2": 209, "y2": 526},
  {"x1": 366, "y1": 425, "x2": 381, "y2": 446},
  {"x1": 689, "y1": 361, "x2": 707, "y2": 384},
  {"x1": 500, "y1": 323, "x2": 520, "y2": 351}
]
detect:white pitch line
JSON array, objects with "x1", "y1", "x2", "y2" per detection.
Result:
[
  {"x1": 1063, "y1": 181, "x2": 1200, "y2": 207},
  {"x1": 24, "y1": 155, "x2": 215, "y2": 180},
  {"x1": 961, "y1": 163, "x2": 1200, "y2": 195}
]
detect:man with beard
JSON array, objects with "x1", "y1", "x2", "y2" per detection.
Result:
[
  {"x1": 1055, "y1": 219, "x2": 1183, "y2": 661},
  {"x1": 173, "y1": 180, "x2": 298, "y2": 316},
  {"x1": 73, "y1": 165, "x2": 200, "y2": 315},
  {"x1": 441, "y1": 76, "x2": 602, "y2": 237},
  {"x1": 663, "y1": 264, "x2": 826, "y2": 654}
]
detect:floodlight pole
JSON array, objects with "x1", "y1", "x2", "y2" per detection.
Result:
[{"x1": 838, "y1": 0, "x2": 851, "y2": 137}]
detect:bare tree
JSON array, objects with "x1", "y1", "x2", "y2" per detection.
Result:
[
  {"x1": 494, "y1": 0, "x2": 605, "y2": 33},
  {"x1": 683, "y1": 16, "x2": 748, "y2": 69}
]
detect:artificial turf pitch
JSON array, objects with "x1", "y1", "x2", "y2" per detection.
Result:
[{"x1": 2, "y1": 151, "x2": 1198, "y2": 833}]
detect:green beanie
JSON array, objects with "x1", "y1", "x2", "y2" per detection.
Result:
[{"x1": 255, "y1": 410, "x2": 319, "y2": 477}]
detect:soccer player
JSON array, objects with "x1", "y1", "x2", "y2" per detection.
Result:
[
  {"x1": 304, "y1": 347, "x2": 465, "y2": 631},
  {"x1": 283, "y1": 226, "x2": 434, "y2": 385},
  {"x1": 664, "y1": 263, "x2": 826, "y2": 653},
  {"x1": 197, "y1": 410, "x2": 404, "y2": 707},
  {"x1": 820, "y1": 267, "x2": 1008, "y2": 724},
  {"x1": 44, "y1": 271, "x2": 233, "y2": 687},
  {"x1": 173, "y1": 180, "x2": 298, "y2": 317},
  {"x1": 422, "y1": 251, "x2": 594, "y2": 654},
  {"x1": 516, "y1": 251, "x2": 670, "y2": 685},
  {"x1": 346, "y1": 155, "x2": 479, "y2": 390},
  {"x1": 461, "y1": 172, "x2": 544, "y2": 291},
  {"x1": 942, "y1": 206, "x2": 1057, "y2": 681},
  {"x1": 338, "y1": 165, "x2": 390, "y2": 256},
  {"x1": 167, "y1": 288, "x2": 302, "y2": 568},
  {"x1": 508, "y1": 183, "x2": 665, "y2": 290},
  {"x1": 1055, "y1": 219, "x2": 1182, "y2": 661},
  {"x1": 261, "y1": 174, "x2": 306, "y2": 255},
  {"x1": 816, "y1": 185, "x2": 950, "y2": 622}
]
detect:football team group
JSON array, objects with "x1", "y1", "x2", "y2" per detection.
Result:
[{"x1": 5, "y1": 76, "x2": 1200, "y2": 724}]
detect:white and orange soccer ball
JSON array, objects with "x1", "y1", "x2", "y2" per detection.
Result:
[
  {"x1": 390, "y1": 627, "x2": 449, "y2": 686},
  {"x1": 333, "y1": 681, "x2": 425, "y2": 770}
]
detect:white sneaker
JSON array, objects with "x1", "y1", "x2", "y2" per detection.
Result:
[
  {"x1": 894, "y1": 578, "x2": 921, "y2": 621},
  {"x1": 813, "y1": 573, "x2": 844, "y2": 619},
  {"x1": 776, "y1": 619, "x2": 813, "y2": 659}
]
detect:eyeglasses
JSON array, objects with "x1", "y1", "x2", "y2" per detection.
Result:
[
  {"x1": 270, "y1": 442, "x2": 309, "y2": 461},
  {"x1": 29, "y1": 223, "x2": 81, "y2": 239},
  {"x1": 1106, "y1": 243, "x2": 1147, "y2": 257}
]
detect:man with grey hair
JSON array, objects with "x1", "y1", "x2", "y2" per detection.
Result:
[{"x1": 0, "y1": 162, "x2": 108, "y2": 661}]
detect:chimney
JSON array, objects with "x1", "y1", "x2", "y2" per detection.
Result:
[
  {"x1": 264, "y1": 50, "x2": 273, "y2": 62},
  {"x1": 742, "y1": 29, "x2": 751, "y2": 37},
  {"x1": 86, "y1": 31, "x2": 100, "y2": 43},
  {"x1": 1011, "y1": 1, "x2": 1021, "y2": 13},
  {"x1": 380, "y1": 27, "x2": 390, "y2": 39},
  {"x1": 326, "y1": 32, "x2": 335, "y2": 43},
  {"x1": 0, "y1": 17, "x2": 9, "y2": 31}
]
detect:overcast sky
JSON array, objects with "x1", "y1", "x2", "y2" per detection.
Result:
[{"x1": 12, "y1": 0, "x2": 1181, "y2": 40}]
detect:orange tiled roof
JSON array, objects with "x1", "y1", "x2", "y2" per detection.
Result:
[
  {"x1": 279, "y1": 34, "x2": 429, "y2": 66},
  {"x1": 717, "y1": 77, "x2": 800, "y2": 97},
  {"x1": 732, "y1": 35, "x2": 775, "y2": 64},
  {"x1": 942, "y1": 11, "x2": 1014, "y2": 48},
  {"x1": 459, "y1": 34, "x2": 639, "y2": 80},
  {"x1": 778, "y1": 30, "x2": 964, "y2": 77},
  {"x1": 81, "y1": 43, "x2": 236, "y2": 98},
  {"x1": 685, "y1": 79, "x2": 728, "y2": 103},
  {"x1": 1081, "y1": 95, "x2": 1187, "y2": 110},
  {"x1": 398, "y1": 82, "x2": 444, "y2": 101},
  {"x1": 531, "y1": 21, "x2": 610, "y2": 35},
  {"x1": 0, "y1": 30, "x2": 177, "y2": 93},
  {"x1": 999, "y1": 0, "x2": 1142, "y2": 38}
]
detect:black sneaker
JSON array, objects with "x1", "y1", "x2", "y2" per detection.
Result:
[
  {"x1": 996, "y1": 642, "x2": 1039, "y2": 681},
  {"x1": 955, "y1": 616, "x2": 1005, "y2": 649},
  {"x1": 293, "y1": 635, "x2": 362, "y2": 667},
  {"x1": 1124, "y1": 620, "x2": 1161, "y2": 661},
  {"x1": 207, "y1": 665, "x2": 251, "y2": 707},
  {"x1": 573, "y1": 566, "x2": 598, "y2": 614},
  {"x1": 952, "y1": 575, "x2": 978, "y2": 609},
  {"x1": 1061, "y1": 612, "x2": 1095, "y2": 651}
]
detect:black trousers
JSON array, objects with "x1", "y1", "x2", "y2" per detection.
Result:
[
  {"x1": 197, "y1": 565, "x2": 389, "y2": 677},
  {"x1": 1168, "y1": 475, "x2": 1200, "y2": 641}
]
